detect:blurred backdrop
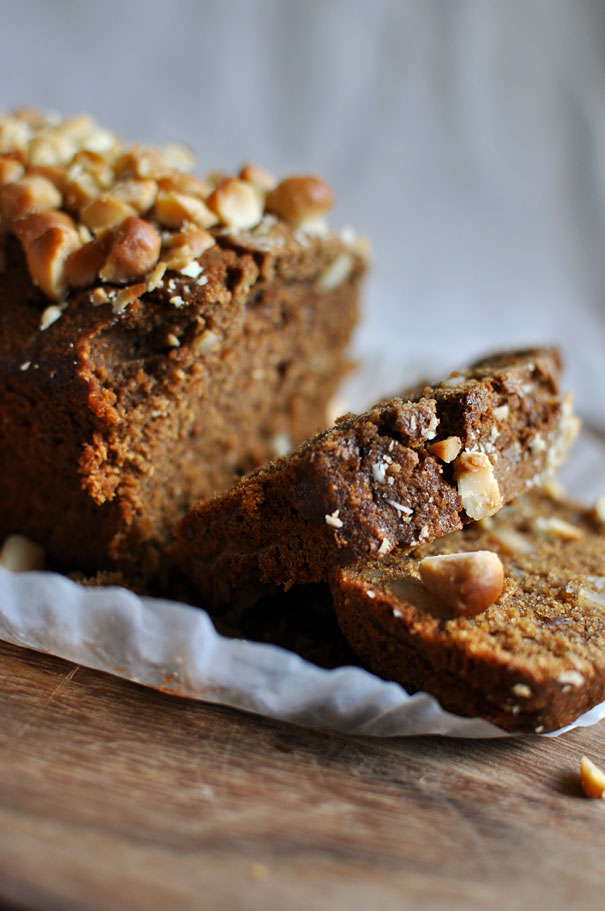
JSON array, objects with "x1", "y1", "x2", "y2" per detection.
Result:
[{"x1": 2, "y1": 0, "x2": 604, "y2": 422}]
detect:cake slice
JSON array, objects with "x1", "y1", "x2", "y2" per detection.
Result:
[
  {"x1": 176, "y1": 347, "x2": 578, "y2": 607},
  {"x1": 0, "y1": 109, "x2": 366, "y2": 581},
  {"x1": 331, "y1": 492, "x2": 605, "y2": 733}
]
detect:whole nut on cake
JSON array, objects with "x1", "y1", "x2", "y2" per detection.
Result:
[
  {"x1": 155, "y1": 190, "x2": 217, "y2": 229},
  {"x1": 454, "y1": 451, "x2": 503, "y2": 520},
  {"x1": 266, "y1": 175, "x2": 334, "y2": 233},
  {"x1": 206, "y1": 177, "x2": 264, "y2": 231},
  {"x1": 14, "y1": 212, "x2": 81, "y2": 300},
  {"x1": 99, "y1": 216, "x2": 161, "y2": 283},
  {"x1": 238, "y1": 162, "x2": 277, "y2": 191},
  {"x1": 418, "y1": 550, "x2": 504, "y2": 616}
]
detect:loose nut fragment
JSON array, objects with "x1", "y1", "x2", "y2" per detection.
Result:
[
  {"x1": 0, "y1": 533, "x2": 45, "y2": 572},
  {"x1": 418, "y1": 550, "x2": 504, "y2": 617},
  {"x1": 580, "y1": 756, "x2": 605, "y2": 799},
  {"x1": 428, "y1": 436, "x2": 462, "y2": 464},
  {"x1": 112, "y1": 282, "x2": 146, "y2": 315},
  {"x1": 155, "y1": 190, "x2": 217, "y2": 229},
  {"x1": 265, "y1": 175, "x2": 333, "y2": 233},
  {"x1": 206, "y1": 177, "x2": 263, "y2": 231},
  {"x1": 454, "y1": 451, "x2": 503, "y2": 520},
  {"x1": 533, "y1": 516, "x2": 583, "y2": 541},
  {"x1": 594, "y1": 495, "x2": 605, "y2": 525},
  {"x1": 239, "y1": 162, "x2": 277, "y2": 191},
  {"x1": 99, "y1": 216, "x2": 161, "y2": 284},
  {"x1": 0, "y1": 175, "x2": 62, "y2": 227}
]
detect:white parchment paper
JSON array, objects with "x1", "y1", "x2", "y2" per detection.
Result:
[{"x1": 1, "y1": 367, "x2": 604, "y2": 739}]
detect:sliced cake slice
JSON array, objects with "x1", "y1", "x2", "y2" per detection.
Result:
[
  {"x1": 176, "y1": 347, "x2": 578, "y2": 607},
  {"x1": 330, "y1": 491, "x2": 605, "y2": 733}
]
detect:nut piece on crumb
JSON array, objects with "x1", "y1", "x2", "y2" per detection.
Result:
[
  {"x1": 99, "y1": 216, "x2": 161, "y2": 284},
  {"x1": 454, "y1": 451, "x2": 503, "y2": 520},
  {"x1": 418, "y1": 550, "x2": 504, "y2": 617},
  {"x1": 206, "y1": 177, "x2": 264, "y2": 231},
  {"x1": 580, "y1": 756, "x2": 605, "y2": 799},
  {"x1": 265, "y1": 175, "x2": 333, "y2": 233},
  {"x1": 0, "y1": 534, "x2": 45, "y2": 572},
  {"x1": 594, "y1": 495, "x2": 605, "y2": 525},
  {"x1": 533, "y1": 516, "x2": 584, "y2": 542},
  {"x1": 428, "y1": 436, "x2": 462, "y2": 463}
]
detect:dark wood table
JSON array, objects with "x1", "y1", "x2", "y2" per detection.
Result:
[{"x1": 2, "y1": 639, "x2": 604, "y2": 910}]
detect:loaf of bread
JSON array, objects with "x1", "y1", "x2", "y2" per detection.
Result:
[
  {"x1": 176, "y1": 347, "x2": 578, "y2": 607},
  {"x1": 0, "y1": 109, "x2": 366, "y2": 582}
]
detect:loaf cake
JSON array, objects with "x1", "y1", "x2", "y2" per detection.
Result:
[
  {"x1": 0, "y1": 108, "x2": 366, "y2": 580},
  {"x1": 176, "y1": 347, "x2": 579, "y2": 607},
  {"x1": 331, "y1": 492, "x2": 605, "y2": 733}
]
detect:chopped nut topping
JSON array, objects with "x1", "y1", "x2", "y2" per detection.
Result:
[
  {"x1": 0, "y1": 174, "x2": 62, "y2": 228},
  {"x1": 428, "y1": 435, "x2": 462, "y2": 463},
  {"x1": 155, "y1": 190, "x2": 217, "y2": 229},
  {"x1": 239, "y1": 162, "x2": 277, "y2": 191},
  {"x1": 418, "y1": 550, "x2": 504, "y2": 616},
  {"x1": 454, "y1": 451, "x2": 503, "y2": 521},
  {"x1": 81, "y1": 195, "x2": 137, "y2": 232},
  {"x1": 580, "y1": 756, "x2": 605, "y2": 799},
  {"x1": 0, "y1": 109, "x2": 339, "y2": 314},
  {"x1": 99, "y1": 216, "x2": 161, "y2": 284},
  {"x1": 0, "y1": 156, "x2": 25, "y2": 186},
  {"x1": 595, "y1": 495, "x2": 605, "y2": 525},
  {"x1": 22, "y1": 220, "x2": 81, "y2": 300}
]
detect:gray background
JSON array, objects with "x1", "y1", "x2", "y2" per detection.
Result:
[{"x1": 2, "y1": 0, "x2": 604, "y2": 421}]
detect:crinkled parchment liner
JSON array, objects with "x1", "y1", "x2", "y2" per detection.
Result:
[{"x1": 1, "y1": 377, "x2": 604, "y2": 738}]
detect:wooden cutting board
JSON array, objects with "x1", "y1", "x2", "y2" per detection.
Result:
[{"x1": 1, "y1": 638, "x2": 605, "y2": 911}]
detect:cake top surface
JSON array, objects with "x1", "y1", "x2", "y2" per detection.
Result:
[{"x1": 0, "y1": 108, "x2": 366, "y2": 318}]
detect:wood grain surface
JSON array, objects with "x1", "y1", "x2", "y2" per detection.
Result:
[{"x1": 1, "y1": 638, "x2": 605, "y2": 911}]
